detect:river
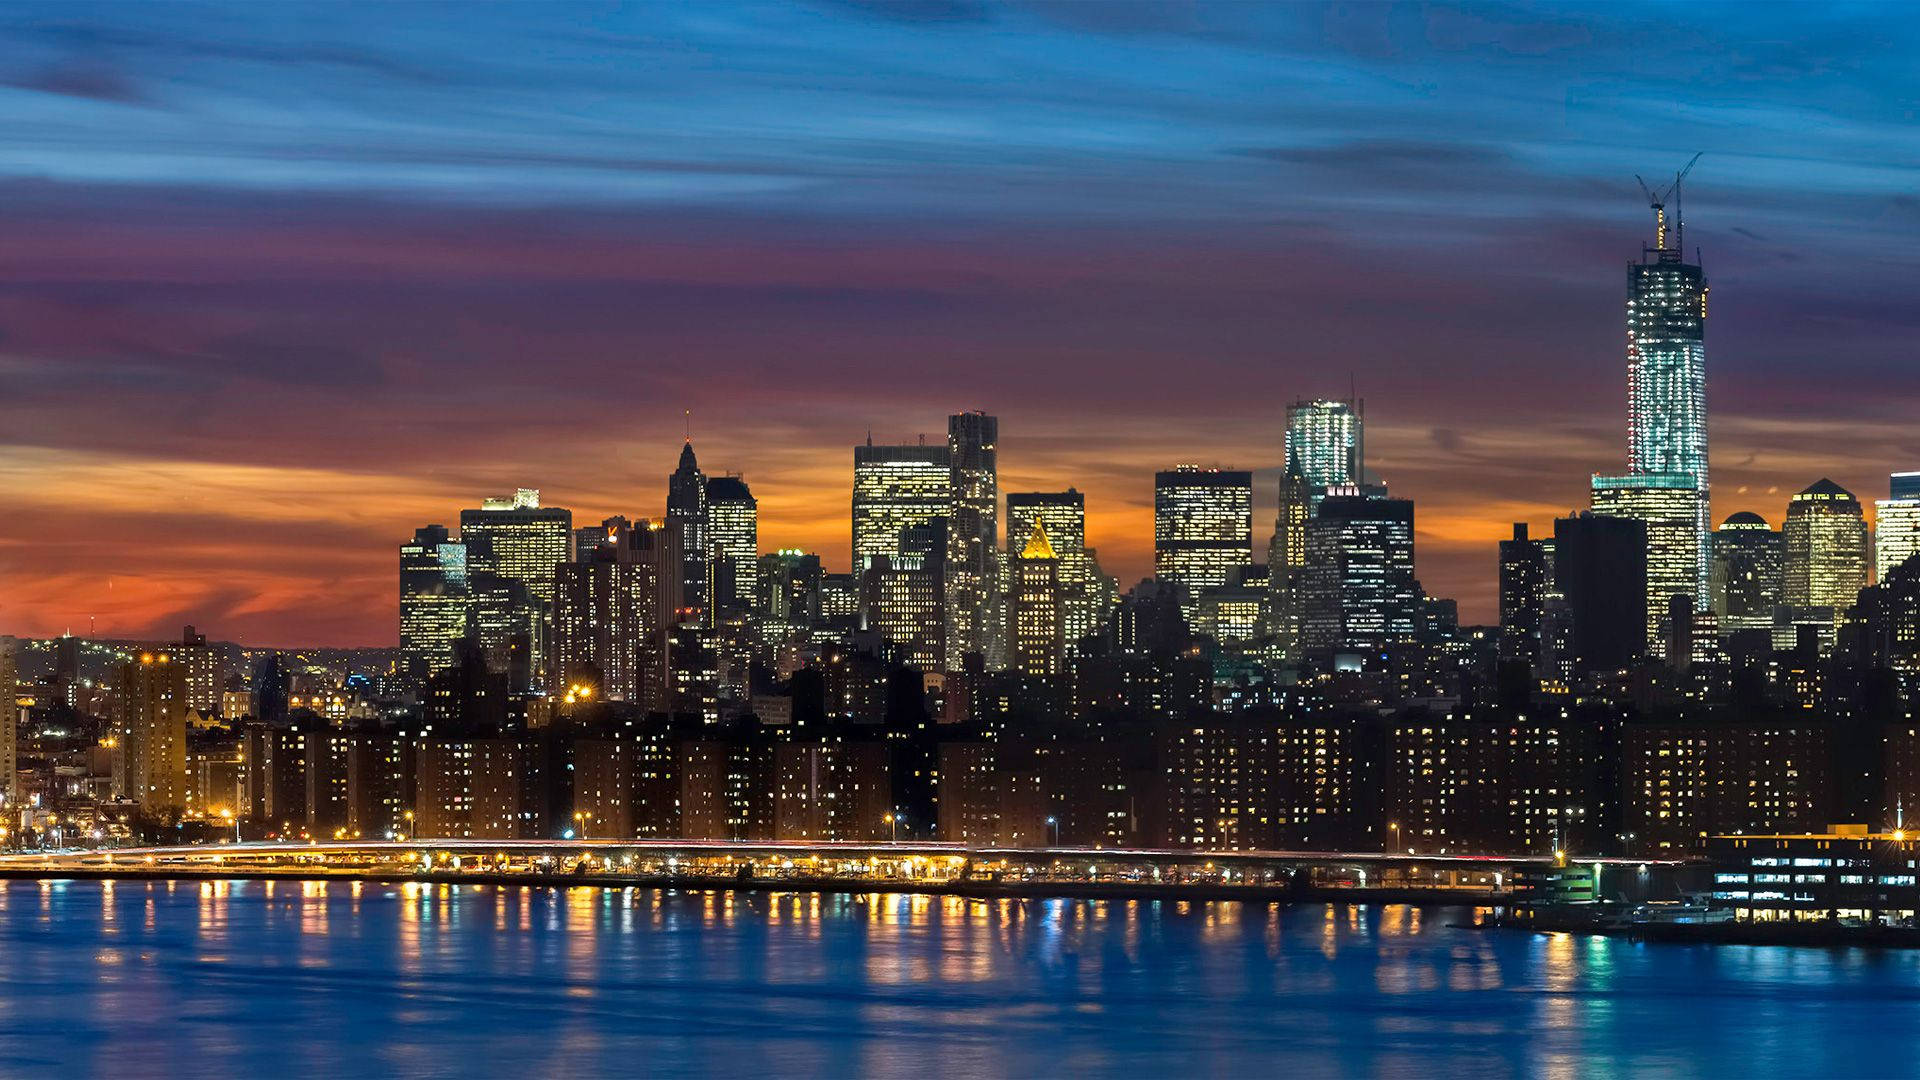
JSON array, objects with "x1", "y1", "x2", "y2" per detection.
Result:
[{"x1": 2, "y1": 879, "x2": 1916, "y2": 1077}]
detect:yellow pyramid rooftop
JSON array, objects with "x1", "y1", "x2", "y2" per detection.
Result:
[{"x1": 1020, "y1": 520, "x2": 1056, "y2": 560}]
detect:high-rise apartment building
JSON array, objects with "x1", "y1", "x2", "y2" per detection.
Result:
[
  {"x1": 1710, "y1": 512, "x2": 1782, "y2": 634},
  {"x1": 1006, "y1": 490, "x2": 1114, "y2": 654},
  {"x1": 1591, "y1": 474, "x2": 1702, "y2": 655},
  {"x1": 944, "y1": 412, "x2": 1000, "y2": 670},
  {"x1": 852, "y1": 439, "x2": 951, "y2": 572},
  {"x1": 1154, "y1": 466, "x2": 1253, "y2": 616},
  {"x1": 111, "y1": 651, "x2": 189, "y2": 813},
  {"x1": 1298, "y1": 495, "x2": 1417, "y2": 660},
  {"x1": 1625, "y1": 202, "x2": 1710, "y2": 605},
  {"x1": 399, "y1": 524, "x2": 470, "y2": 685},
  {"x1": 1010, "y1": 522, "x2": 1064, "y2": 678},
  {"x1": 705, "y1": 474, "x2": 758, "y2": 615},
  {"x1": 1783, "y1": 478, "x2": 1869, "y2": 612},
  {"x1": 668, "y1": 442, "x2": 711, "y2": 624},
  {"x1": 1875, "y1": 472, "x2": 1920, "y2": 582},
  {"x1": 0, "y1": 646, "x2": 16, "y2": 810}
]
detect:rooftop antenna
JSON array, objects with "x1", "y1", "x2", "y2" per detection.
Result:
[
  {"x1": 683, "y1": 409, "x2": 692, "y2": 442},
  {"x1": 1634, "y1": 151, "x2": 1702, "y2": 251}
]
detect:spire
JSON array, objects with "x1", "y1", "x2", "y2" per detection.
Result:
[
  {"x1": 678, "y1": 438, "x2": 699, "y2": 473},
  {"x1": 1019, "y1": 520, "x2": 1056, "y2": 560}
]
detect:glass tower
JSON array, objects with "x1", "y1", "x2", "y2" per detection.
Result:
[
  {"x1": 1784, "y1": 478, "x2": 1869, "y2": 612},
  {"x1": 1154, "y1": 466, "x2": 1253, "y2": 617},
  {"x1": 944, "y1": 412, "x2": 1000, "y2": 671},
  {"x1": 852, "y1": 440, "x2": 951, "y2": 571},
  {"x1": 1875, "y1": 471, "x2": 1920, "y2": 582},
  {"x1": 1626, "y1": 222, "x2": 1710, "y2": 603},
  {"x1": 1284, "y1": 399, "x2": 1360, "y2": 492}
]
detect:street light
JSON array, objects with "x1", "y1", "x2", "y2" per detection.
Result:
[
  {"x1": 401, "y1": 809, "x2": 414, "y2": 842},
  {"x1": 1046, "y1": 815, "x2": 1059, "y2": 847},
  {"x1": 220, "y1": 808, "x2": 238, "y2": 844},
  {"x1": 1388, "y1": 821, "x2": 1401, "y2": 854},
  {"x1": 884, "y1": 812, "x2": 899, "y2": 843}
]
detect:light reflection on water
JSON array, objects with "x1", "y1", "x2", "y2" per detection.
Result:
[{"x1": 3, "y1": 882, "x2": 1920, "y2": 1077}]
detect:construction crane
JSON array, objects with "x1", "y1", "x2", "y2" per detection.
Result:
[{"x1": 1635, "y1": 151, "x2": 1703, "y2": 251}]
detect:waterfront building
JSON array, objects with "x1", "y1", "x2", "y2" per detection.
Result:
[
  {"x1": 1710, "y1": 512, "x2": 1783, "y2": 635},
  {"x1": 1783, "y1": 479, "x2": 1869, "y2": 614},
  {"x1": 852, "y1": 439, "x2": 951, "y2": 572},
  {"x1": 1592, "y1": 473, "x2": 1702, "y2": 655},
  {"x1": 705, "y1": 475, "x2": 758, "y2": 616},
  {"x1": 1298, "y1": 494, "x2": 1417, "y2": 662},
  {"x1": 1709, "y1": 827, "x2": 1920, "y2": 922},
  {"x1": 0, "y1": 647, "x2": 16, "y2": 810},
  {"x1": 1874, "y1": 472, "x2": 1920, "y2": 581},
  {"x1": 1386, "y1": 712, "x2": 1600, "y2": 856},
  {"x1": 944, "y1": 412, "x2": 1001, "y2": 670},
  {"x1": 174, "y1": 625, "x2": 219, "y2": 713},
  {"x1": 1621, "y1": 715, "x2": 1833, "y2": 853},
  {"x1": 399, "y1": 525, "x2": 470, "y2": 685},
  {"x1": 1010, "y1": 522, "x2": 1064, "y2": 678},
  {"x1": 1154, "y1": 466, "x2": 1253, "y2": 617},
  {"x1": 773, "y1": 741, "x2": 890, "y2": 842},
  {"x1": 667, "y1": 442, "x2": 711, "y2": 624}
]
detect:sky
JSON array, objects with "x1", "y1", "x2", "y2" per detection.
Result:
[{"x1": 1, "y1": 1, "x2": 1917, "y2": 646}]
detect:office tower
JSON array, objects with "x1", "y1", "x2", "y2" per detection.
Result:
[
  {"x1": 398, "y1": 524, "x2": 470, "y2": 685},
  {"x1": 574, "y1": 515, "x2": 631, "y2": 561},
  {"x1": 667, "y1": 441, "x2": 711, "y2": 624},
  {"x1": 461, "y1": 488, "x2": 572, "y2": 690},
  {"x1": 1006, "y1": 490, "x2": 1113, "y2": 653},
  {"x1": 1010, "y1": 522, "x2": 1065, "y2": 678},
  {"x1": 945, "y1": 412, "x2": 1000, "y2": 670},
  {"x1": 1625, "y1": 191, "x2": 1710, "y2": 605},
  {"x1": 853, "y1": 438, "x2": 951, "y2": 572},
  {"x1": 861, "y1": 520, "x2": 947, "y2": 672},
  {"x1": 1285, "y1": 398, "x2": 1361, "y2": 493},
  {"x1": 821, "y1": 573, "x2": 860, "y2": 622},
  {"x1": 1783, "y1": 478, "x2": 1870, "y2": 611},
  {"x1": 705, "y1": 475, "x2": 758, "y2": 614},
  {"x1": 1554, "y1": 513, "x2": 1648, "y2": 673},
  {"x1": 1298, "y1": 494, "x2": 1417, "y2": 660},
  {"x1": 0, "y1": 646, "x2": 15, "y2": 809},
  {"x1": 1875, "y1": 472, "x2": 1920, "y2": 582},
  {"x1": 1591, "y1": 474, "x2": 1701, "y2": 655},
  {"x1": 111, "y1": 651, "x2": 189, "y2": 813},
  {"x1": 552, "y1": 533, "x2": 662, "y2": 705},
  {"x1": 1264, "y1": 471, "x2": 1313, "y2": 661},
  {"x1": 1154, "y1": 466, "x2": 1253, "y2": 616},
  {"x1": 1710, "y1": 512, "x2": 1782, "y2": 634},
  {"x1": 1499, "y1": 523, "x2": 1550, "y2": 667},
  {"x1": 757, "y1": 550, "x2": 824, "y2": 627}
]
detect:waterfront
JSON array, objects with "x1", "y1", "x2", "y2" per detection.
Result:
[{"x1": 6, "y1": 883, "x2": 1920, "y2": 1077}]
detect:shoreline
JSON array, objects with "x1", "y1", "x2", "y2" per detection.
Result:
[
  {"x1": 1467, "y1": 913, "x2": 1920, "y2": 950},
  {"x1": 0, "y1": 864, "x2": 1496, "y2": 907}
]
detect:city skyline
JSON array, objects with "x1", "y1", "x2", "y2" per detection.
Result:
[{"x1": 3, "y1": 3, "x2": 1919, "y2": 646}]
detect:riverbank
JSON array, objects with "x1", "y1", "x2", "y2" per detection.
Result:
[
  {"x1": 0, "y1": 863, "x2": 1498, "y2": 906},
  {"x1": 1471, "y1": 912, "x2": 1920, "y2": 949}
]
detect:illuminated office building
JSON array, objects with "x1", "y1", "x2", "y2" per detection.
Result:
[
  {"x1": 111, "y1": 651, "x2": 189, "y2": 813},
  {"x1": 852, "y1": 439, "x2": 951, "y2": 572},
  {"x1": 1285, "y1": 398, "x2": 1360, "y2": 493},
  {"x1": 460, "y1": 489, "x2": 572, "y2": 690},
  {"x1": 1006, "y1": 489, "x2": 1114, "y2": 653},
  {"x1": 1498, "y1": 523, "x2": 1550, "y2": 666},
  {"x1": 552, "y1": 533, "x2": 663, "y2": 705},
  {"x1": 1625, "y1": 203, "x2": 1711, "y2": 604},
  {"x1": 399, "y1": 525, "x2": 470, "y2": 684},
  {"x1": 705, "y1": 475, "x2": 758, "y2": 615},
  {"x1": 1298, "y1": 495, "x2": 1417, "y2": 660},
  {"x1": 1010, "y1": 522, "x2": 1065, "y2": 678},
  {"x1": 668, "y1": 442, "x2": 711, "y2": 624},
  {"x1": 944, "y1": 412, "x2": 1001, "y2": 670},
  {"x1": 1783, "y1": 478, "x2": 1869, "y2": 612},
  {"x1": 1266, "y1": 399, "x2": 1362, "y2": 662},
  {"x1": 1875, "y1": 472, "x2": 1920, "y2": 582},
  {"x1": 860, "y1": 520, "x2": 947, "y2": 673},
  {"x1": 1154, "y1": 466, "x2": 1253, "y2": 617},
  {"x1": 1592, "y1": 474, "x2": 1701, "y2": 655},
  {"x1": 1709, "y1": 512, "x2": 1782, "y2": 634}
]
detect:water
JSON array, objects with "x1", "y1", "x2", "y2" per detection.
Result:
[{"x1": 3, "y1": 880, "x2": 1919, "y2": 1077}]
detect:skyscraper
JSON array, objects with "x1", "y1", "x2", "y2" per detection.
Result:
[
  {"x1": 860, "y1": 519, "x2": 947, "y2": 672},
  {"x1": 1874, "y1": 472, "x2": 1920, "y2": 582},
  {"x1": 1554, "y1": 512, "x2": 1648, "y2": 674},
  {"x1": 111, "y1": 651, "x2": 189, "y2": 813},
  {"x1": 852, "y1": 439, "x2": 951, "y2": 571},
  {"x1": 1624, "y1": 192, "x2": 1710, "y2": 604},
  {"x1": 460, "y1": 489, "x2": 572, "y2": 691},
  {"x1": 705, "y1": 474, "x2": 758, "y2": 615},
  {"x1": 399, "y1": 524, "x2": 470, "y2": 685},
  {"x1": 1498, "y1": 523, "x2": 1550, "y2": 666},
  {"x1": 944, "y1": 412, "x2": 1000, "y2": 670},
  {"x1": 1268, "y1": 398, "x2": 1362, "y2": 662},
  {"x1": 552, "y1": 533, "x2": 662, "y2": 705},
  {"x1": 1006, "y1": 490, "x2": 1114, "y2": 653},
  {"x1": 1010, "y1": 521, "x2": 1064, "y2": 678},
  {"x1": 1591, "y1": 473, "x2": 1702, "y2": 654},
  {"x1": 0, "y1": 646, "x2": 16, "y2": 810},
  {"x1": 668, "y1": 441, "x2": 710, "y2": 625},
  {"x1": 1285, "y1": 398, "x2": 1360, "y2": 492},
  {"x1": 1783, "y1": 478, "x2": 1869, "y2": 612},
  {"x1": 1298, "y1": 494, "x2": 1417, "y2": 661},
  {"x1": 1709, "y1": 512, "x2": 1782, "y2": 634},
  {"x1": 1154, "y1": 466, "x2": 1253, "y2": 616}
]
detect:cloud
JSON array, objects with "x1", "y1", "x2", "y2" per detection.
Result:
[{"x1": 2, "y1": 60, "x2": 149, "y2": 104}]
